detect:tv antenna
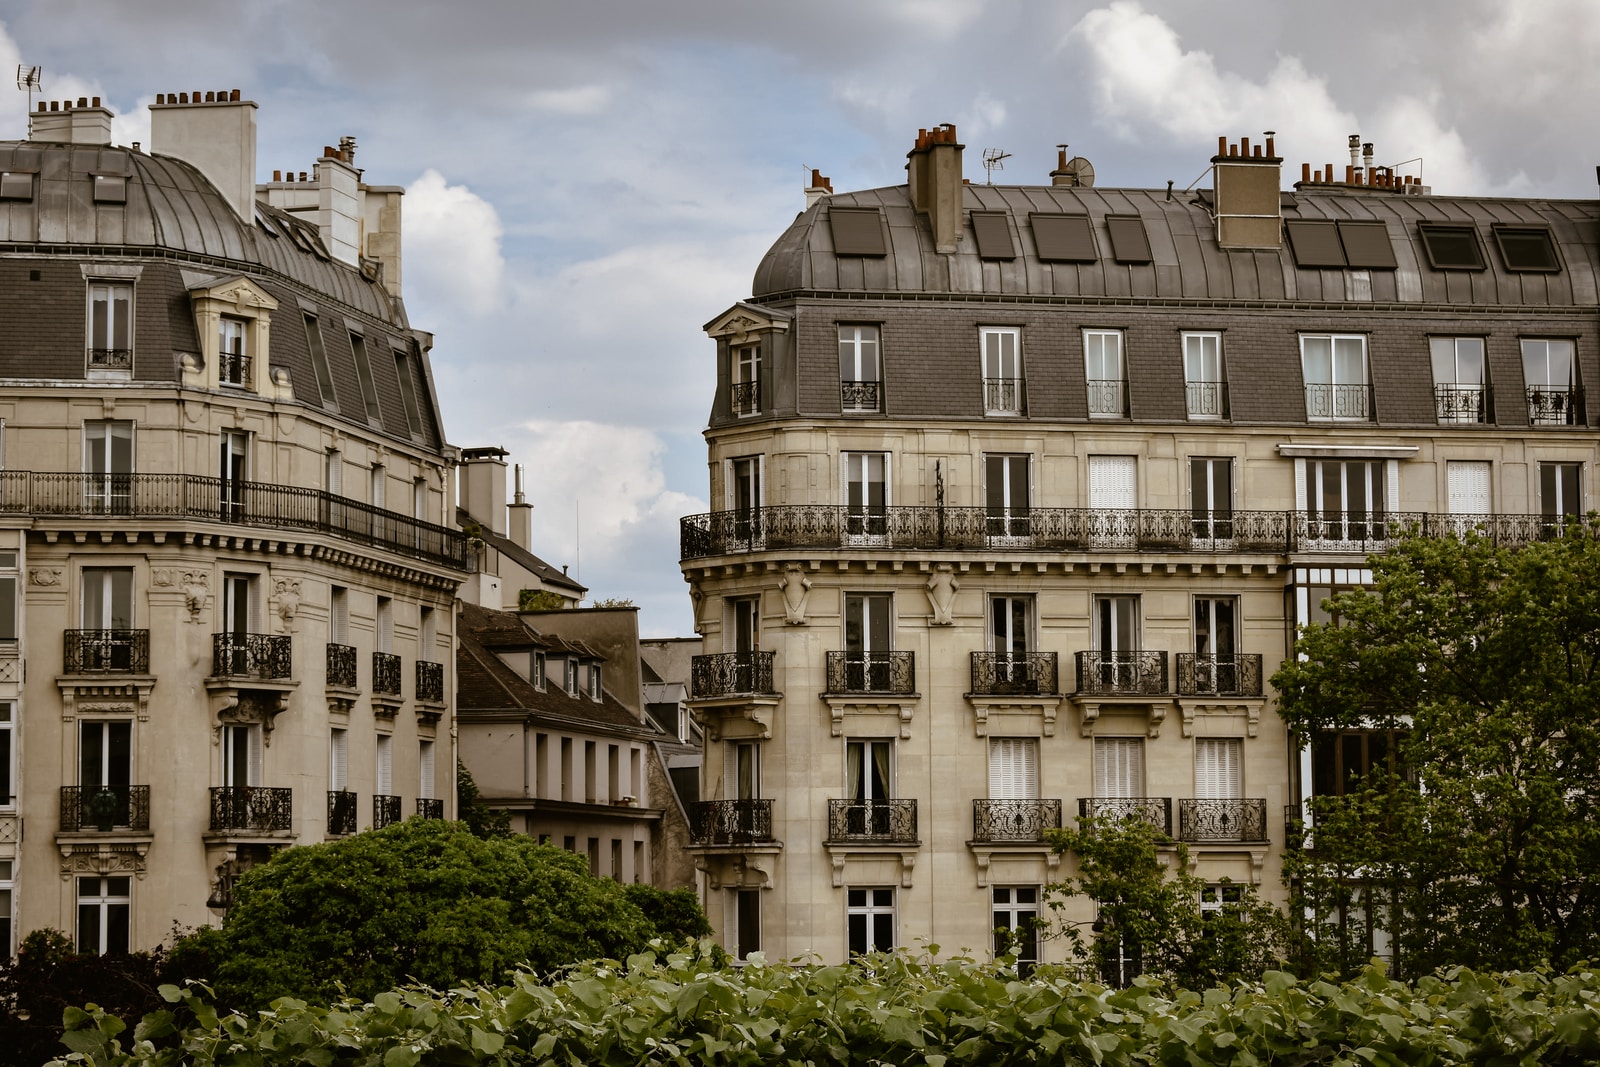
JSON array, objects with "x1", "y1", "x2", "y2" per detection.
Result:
[
  {"x1": 981, "y1": 147, "x2": 1011, "y2": 185},
  {"x1": 16, "y1": 65, "x2": 41, "y2": 112}
]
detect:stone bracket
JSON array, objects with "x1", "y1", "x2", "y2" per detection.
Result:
[{"x1": 823, "y1": 695, "x2": 920, "y2": 739}]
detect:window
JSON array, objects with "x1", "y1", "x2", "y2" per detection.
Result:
[
  {"x1": 375, "y1": 733, "x2": 392, "y2": 796},
  {"x1": 587, "y1": 837, "x2": 600, "y2": 875},
  {"x1": 219, "y1": 317, "x2": 249, "y2": 387},
  {"x1": 1293, "y1": 566, "x2": 1372, "y2": 630},
  {"x1": 1523, "y1": 339, "x2": 1579, "y2": 426},
  {"x1": 1094, "y1": 737, "x2": 1145, "y2": 798},
  {"x1": 1104, "y1": 215, "x2": 1152, "y2": 263},
  {"x1": 222, "y1": 723, "x2": 262, "y2": 788},
  {"x1": 984, "y1": 454, "x2": 1030, "y2": 538},
  {"x1": 1493, "y1": 226, "x2": 1561, "y2": 273},
  {"x1": 87, "y1": 282, "x2": 133, "y2": 370},
  {"x1": 79, "y1": 720, "x2": 133, "y2": 825},
  {"x1": 732, "y1": 344, "x2": 761, "y2": 417},
  {"x1": 223, "y1": 573, "x2": 257, "y2": 635},
  {"x1": 1301, "y1": 334, "x2": 1370, "y2": 420},
  {"x1": 610, "y1": 839, "x2": 623, "y2": 880},
  {"x1": 992, "y1": 886, "x2": 1040, "y2": 970},
  {"x1": 1183, "y1": 333, "x2": 1227, "y2": 418},
  {"x1": 844, "y1": 738, "x2": 895, "y2": 835},
  {"x1": 0, "y1": 704, "x2": 12, "y2": 808},
  {"x1": 219, "y1": 430, "x2": 248, "y2": 520},
  {"x1": 84, "y1": 420, "x2": 133, "y2": 513},
  {"x1": 584, "y1": 741, "x2": 598, "y2": 804},
  {"x1": 829, "y1": 207, "x2": 886, "y2": 256},
  {"x1": 727, "y1": 456, "x2": 762, "y2": 545},
  {"x1": 847, "y1": 887, "x2": 896, "y2": 955},
  {"x1": 1189, "y1": 457, "x2": 1233, "y2": 542},
  {"x1": 1195, "y1": 738, "x2": 1243, "y2": 802},
  {"x1": 734, "y1": 889, "x2": 761, "y2": 960},
  {"x1": 981, "y1": 327, "x2": 1023, "y2": 415},
  {"x1": 77, "y1": 877, "x2": 130, "y2": 954},
  {"x1": 329, "y1": 728, "x2": 348, "y2": 791},
  {"x1": 1446, "y1": 461, "x2": 1491, "y2": 522},
  {"x1": 1192, "y1": 597, "x2": 1238, "y2": 694},
  {"x1": 1029, "y1": 213, "x2": 1097, "y2": 262},
  {"x1": 989, "y1": 738, "x2": 1039, "y2": 800},
  {"x1": 843, "y1": 593, "x2": 893, "y2": 691},
  {"x1": 1302, "y1": 459, "x2": 1391, "y2": 544},
  {"x1": 607, "y1": 745, "x2": 621, "y2": 801},
  {"x1": 971, "y1": 211, "x2": 1016, "y2": 259},
  {"x1": 393, "y1": 349, "x2": 425, "y2": 436},
  {"x1": 0, "y1": 171, "x2": 33, "y2": 199},
  {"x1": 730, "y1": 740, "x2": 760, "y2": 801},
  {"x1": 1284, "y1": 220, "x2": 1396, "y2": 270},
  {"x1": 304, "y1": 315, "x2": 338, "y2": 408},
  {"x1": 81, "y1": 567, "x2": 134, "y2": 651},
  {"x1": 1311, "y1": 728, "x2": 1406, "y2": 796},
  {"x1": 418, "y1": 739, "x2": 435, "y2": 801},
  {"x1": 839, "y1": 325, "x2": 881, "y2": 412},
  {"x1": 560, "y1": 738, "x2": 573, "y2": 801},
  {"x1": 1084, "y1": 329, "x2": 1126, "y2": 417},
  {"x1": 371, "y1": 464, "x2": 385, "y2": 508},
  {"x1": 325, "y1": 449, "x2": 343, "y2": 495},
  {"x1": 1089, "y1": 455, "x2": 1137, "y2": 547},
  {"x1": 92, "y1": 174, "x2": 127, "y2": 203},
  {"x1": 420, "y1": 606, "x2": 437, "y2": 655},
  {"x1": 1430, "y1": 337, "x2": 1487, "y2": 423},
  {"x1": 414, "y1": 478, "x2": 428, "y2": 521},
  {"x1": 989, "y1": 595, "x2": 1033, "y2": 656},
  {"x1": 1540, "y1": 462, "x2": 1581, "y2": 526},
  {"x1": 843, "y1": 452, "x2": 889, "y2": 541},
  {"x1": 376, "y1": 596, "x2": 393, "y2": 654},
  {"x1": 1418, "y1": 224, "x2": 1486, "y2": 270},
  {"x1": 565, "y1": 657, "x2": 579, "y2": 696},
  {"x1": 350, "y1": 332, "x2": 382, "y2": 422},
  {"x1": 330, "y1": 586, "x2": 349, "y2": 645},
  {"x1": 1200, "y1": 883, "x2": 1245, "y2": 916},
  {"x1": 588, "y1": 662, "x2": 602, "y2": 700},
  {"x1": 1091, "y1": 595, "x2": 1142, "y2": 690},
  {"x1": 730, "y1": 597, "x2": 760, "y2": 656},
  {"x1": 0, "y1": 860, "x2": 12, "y2": 958},
  {"x1": 533, "y1": 650, "x2": 546, "y2": 690},
  {"x1": 1095, "y1": 595, "x2": 1140, "y2": 657},
  {"x1": 0, "y1": 552, "x2": 13, "y2": 647}
]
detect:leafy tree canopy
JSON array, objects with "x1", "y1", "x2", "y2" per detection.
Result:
[
  {"x1": 1274, "y1": 526, "x2": 1600, "y2": 974},
  {"x1": 517, "y1": 589, "x2": 567, "y2": 611}
]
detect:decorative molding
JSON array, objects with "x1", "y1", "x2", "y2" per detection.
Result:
[
  {"x1": 273, "y1": 578, "x2": 302, "y2": 630},
  {"x1": 1177, "y1": 699, "x2": 1265, "y2": 738},
  {"x1": 925, "y1": 565, "x2": 959, "y2": 625},
  {"x1": 969, "y1": 845, "x2": 1062, "y2": 888},
  {"x1": 28, "y1": 567, "x2": 61, "y2": 587},
  {"x1": 967, "y1": 695, "x2": 1062, "y2": 738},
  {"x1": 209, "y1": 685, "x2": 296, "y2": 744},
  {"x1": 182, "y1": 571, "x2": 210, "y2": 621},
  {"x1": 56, "y1": 839, "x2": 151, "y2": 879},
  {"x1": 57, "y1": 679, "x2": 156, "y2": 722},
  {"x1": 1077, "y1": 698, "x2": 1173, "y2": 739},
  {"x1": 822, "y1": 695, "x2": 919, "y2": 739},
  {"x1": 777, "y1": 564, "x2": 812, "y2": 625}
]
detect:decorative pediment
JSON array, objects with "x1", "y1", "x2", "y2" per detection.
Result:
[
  {"x1": 187, "y1": 274, "x2": 279, "y2": 314},
  {"x1": 703, "y1": 302, "x2": 791, "y2": 343}
]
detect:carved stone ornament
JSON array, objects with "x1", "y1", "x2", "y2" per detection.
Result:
[
  {"x1": 688, "y1": 581, "x2": 706, "y2": 635},
  {"x1": 273, "y1": 578, "x2": 302, "y2": 629},
  {"x1": 28, "y1": 567, "x2": 61, "y2": 587},
  {"x1": 778, "y1": 564, "x2": 812, "y2": 625},
  {"x1": 182, "y1": 571, "x2": 210, "y2": 621},
  {"x1": 925, "y1": 565, "x2": 959, "y2": 625},
  {"x1": 151, "y1": 568, "x2": 176, "y2": 588}
]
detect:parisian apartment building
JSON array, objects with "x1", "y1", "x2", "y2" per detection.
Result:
[
  {"x1": 0, "y1": 91, "x2": 468, "y2": 955},
  {"x1": 681, "y1": 126, "x2": 1600, "y2": 965}
]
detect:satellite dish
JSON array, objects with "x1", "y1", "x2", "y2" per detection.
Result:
[{"x1": 1063, "y1": 156, "x2": 1095, "y2": 187}]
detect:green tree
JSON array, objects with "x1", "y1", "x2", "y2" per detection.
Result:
[
  {"x1": 1274, "y1": 525, "x2": 1600, "y2": 975},
  {"x1": 196, "y1": 818, "x2": 706, "y2": 1008},
  {"x1": 517, "y1": 588, "x2": 567, "y2": 611}
]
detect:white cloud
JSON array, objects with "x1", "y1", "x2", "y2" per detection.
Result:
[
  {"x1": 521, "y1": 85, "x2": 611, "y2": 115},
  {"x1": 402, "y1": 169, "x2": 506, "y2": 315}
]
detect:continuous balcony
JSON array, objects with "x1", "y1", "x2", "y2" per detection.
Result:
[
  {"x1": 690, "y1": 651, "x2": 776, "y2": 699},
  {"x1": 688, "y1": 799, "x2": 775, "y2": 845},
  {"x1": 1076, "y1": 651, "x2": 1169, "y2": 696},
  {"x1": 416, "y1": 660, "x2": 445, "y2": 703},
  {"x1": 826, "y1": 798, "x2": 917, "y2": 844},
  {"x1": 972, "y1": 798, "x2": 1062, "y2": 843},
  {"x1": 213, "y1": 633, "x2": 292, "y2": 680},
  {"x1": 1175, "y1": 653, "x2": 1263, "y2": 697},
  {"x1": 373, "y1": 794, "x2": 402, "y2": 829},
  {"x1": 0, "y1": 471, "x2": 467, "y2": 569},
  {"x1": 63, "y1": 630, "x2": 149, "y2": 674},
  {"x1": 326, "y1": 643, "x2": 357, "y2": 688},
  {"x1": 416, "y1": 797, "x2": 444, "y2": 819},
  {"x1": 1178, "y1": 798, "x2": 1268, "y2": 843},
  {"x1": 970, "y1": 652, "x2": 1058, "y2": 696},
  {"x1": 60, "y1": 785, "x2": 151, "y2": 831},
  {"x1": 825, "y1": 651, "x2": 915, "y2": 694},
  {"x1": 209, "y1": 785, "x2": 292, "y2": 832},
  {"x1": 328, "y1": 789, "x2": 357, "y2": 835},
  {"x1": 1079, "y1": 797, "x2": 1173, "y2": 835},
  {"x1": 372, "y1": 652, "x2": 402, "y2": 696}
]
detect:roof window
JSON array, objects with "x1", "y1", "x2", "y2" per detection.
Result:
[
  {"x1": 1336, "y1": 221, "x2": 1396, "y2": 269},
  {"x1": 92, "y1": 174, "x2": 126, "y2": 204},
  {"x1": 1418, "y1": 224, "x2": 1486, "y2": 270},
  {"x1": 1104, "y1": 215, "x2": 1152, "y2": 263},
  {"x1": 1029, "y1": 214, "x2": 1097, "y2": 262},
  {"x1": 970, "y1": 212, "x2": 1016, "y2": 259},
  {"x1": 0, "y1": 172, "x2": 33, "y2": 200},
  {"x1": 1285, "y1": 219, "x2": 1396, "y2": 269},
  {"x1": 1492, "y1": 226, "x2": 1561, "y2": 272},
  {"x1": 829, "y1": 207, "x2": 887, "y2": 256},
  {"x1": 1284, "y1": 220, "x2": 1344, "y2": 267}
]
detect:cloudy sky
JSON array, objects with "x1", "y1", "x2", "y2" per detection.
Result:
[{"x1": 3, "y1": 0, "x2": 1596, "y2": 635}]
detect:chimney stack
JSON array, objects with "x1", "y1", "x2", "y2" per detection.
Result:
[
  {"x1": 29, "y1": 97, "x2": 113, "y2": 145},
  {"x1": 1211, "y1": 131, "x2": 1282, "y2": 250},
  {"x1": 459, "y1": 447, "x2": 510, "y2": 536},
  {"x1": 149, "y1": 90, "x2": 258, "y2": 221},
  {"x1": 508, "y1": 463, "x2": 533, "y2": 551},
  {"x1": 804, "y1": 169, "x2": 833, "y2": 209},
  {"x1": 906, "y1": 123, "x2": 964, "y2": 254}
]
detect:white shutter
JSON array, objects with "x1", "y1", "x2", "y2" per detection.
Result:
[
  {"x1": 330, "y1": 728, "x2": 348, "y2": 790},
  {"x1": 375, "y1": 733, "x2": 393, "y2": 794},
  {"x1": 1446, "y1": 461, "x2": 1491, "y2": 515},
  {"x1": 1088, "y1": 456, "x2": 1137, "y2": 509},
  {"x1": 988, "y1": 738, "x2": 1039, "y2": 799},
  {"x1": 247, "y1": 725, "x2": 264, "y2": 787},
  {"x1": 418, "y1": 740, "x2": 435, "y2": 799},
  {"x1": 1194, "y1": 739, "x2": 1242, "y2": 799},
  {"x1": 1094, "y1": 738, "x2": 1143, "y2": 798},
  {"x1": 1386, "y1": 459, "x2": 1401, "y2": 513}
]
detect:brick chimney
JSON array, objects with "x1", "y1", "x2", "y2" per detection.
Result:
[
  {"x1": 29, "y1": 97, "x2": 113, "y2": 145},
  {"x1": 804, "y1": 168, "x2": 833, "y2": 210},
  {"x1": 149, "y1": 90, "x2": 258, "y2": 222},
  {"x1": 1211, "y1": 133, "x2": 1282, "y2": 249},
  {"x1": 459, "y1": 446, "x2": 509, "y2": 536},
  {"x1": 906, "y1": 124, "x2": 964, "y2": 254}
]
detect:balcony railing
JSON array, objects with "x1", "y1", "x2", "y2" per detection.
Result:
[
  {"x1": 730, "y1": 379, "x2": 760, "y2": 417},
  {"x1": 1434, "y1": 383, "x2": 1489, "y2": 423},
  {"x1": 688, "y1": 799, "x2": 774, "y2": 845},
  {"x1": 210, "y1": 785, "x2": 292, "y2": 832},
  {"x1": 972, "y1": 798, "x2": 1062, "y2": 843},
  {"x1": 1087, "y1": 378, "x2": 1126, "y2": 417},
  {"x1": 63, "y1": 629, "x2": 149, "y2": 673},
  {"x1": 328, "y1": 789, "x2": 358, "y2": 835},
  {"x1": 60, "y1": 785, "x2": 150, "y2": 831},
  {"x1": 326, "y1": 643, "x2": 357, "y2": 688},
  {"x1": 690, "y1": 651, "x2": 776, "y2": 699},
  {"x1": 220, "y1": 351, "x2": 255, "y2": 389},
  {"x1": 970, "y1": 652, "x2": 1058, "y2": 696},
  {"x1": 984, "y1": 377, "x2": 1024, "y2": 414},
  {"x1": 416, "y1": 660, "x2": 444, "y2": 702},
  {"x1": 1528, "y1": 385, "x2": 1583, "y2": 426},
  {"x1": 1175, "y1": 653, "x2": 1263, "y2": 697},
  {"x1": 0, "y1": 471, "x2": 466, "y2": 569},
  {"x1": 373, "y1": 794, "x2": 402, "y2": 829},
  {"x1": 1178, "y1": 798, "x2": 1268, "y2": 843},
  {"x1": 825, "y1": 651, "x2": 915, "y2": 694},
  {"x1": 88, "y1": 347, "x2": 133, "y2": 369},
  {"x1": 1305, "y1": 382, "x2": 1373, "y2": 421},
  {"x1": 213, "y1": 633, "x2": 292, "y2": 680},
  {"x1": 841, "y1": 380, "x2": 882, "y2": 412},
  {"x1": 1079, "y1": 797, "x2": 1172, "y2": 835},
  {"x1": 417, "y1": 797, "x2": 444, "y2": 819},
  {"x1": 826, "y1": 798, "x2": 917, "y2": 844},
  {"x1": 372, "y1": 652, "x2": 402, "y2": 696},
  {"x1": 1185, "y1": 380, "x2": 1229, "y2": 419},
  {"x1": 1076, "y1": 650, "x2": 1169, "y2": 695}
]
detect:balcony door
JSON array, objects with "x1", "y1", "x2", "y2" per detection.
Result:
[
  {"x1": 220, "y1": 430, "x2": 249, "y2": 520},
  {"x1": 729, "y1": 596, "x2": 760, "y2": 692},
  {"x1": 81, "y1": 568, "x2": 134, "y2": 671},
  {"x1": 1093, "y1": 737, "x2": 1144, "y2": 800},
  {"x1": 846, "y1": 738, "x2": 893, "y2": 835},
  {"x1": 989, "y1": 738, "x2": 1039, "y2": 800},
  {"x1": 1088, "y1": 455, "x2": 1136, "y2": 547},
  {"x1": 1189, "y1": 457, "x2": 1233, "y2": 542},
  {"x1": 1194, "y1": 739, "x2": 1242, "y2": 801},
  {"x1": 1095, "y1": 595, "x2": 1139, "y2": 687},
  {"x1": 1446, "y1": 461, "x2": 1491, "y2": 536},
  {"x1": 1193, "y1": 596, "x2": 1237, "y2": 694},
  {"x1": 844, "y1": 593, "x2": 892, "y2": 691},
  {"x1": 1303, "y1": 459, "x2": 1390, "y2": 544},
  {"x1": 844, "y1": 452, "x2": 889, "y2": 542},
  {"x1": 727, "y1": 456, "x2": 762, "y2": 546},
  {"x1": 222, "y1": 723, "x2": 261, "y2": 788},
  {"x1": 83, "y1": 420, "x2": 133, "y2": 513},
  {"x1": 79, "y1": 720, "x2": 132, "y2": 825},
  {"x1": 985, "y1": 454, "x2": 1031, "y2": 538}
]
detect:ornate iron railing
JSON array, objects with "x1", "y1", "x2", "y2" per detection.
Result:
[
  {"x1": 825, "y1": 651, "x2": 915, "y2": 694},
  {"x1": 688, "y1": 799, "x2": 774, "y2": 845},
  {"x1": 209, "y1": 785, "x2": 292, "y2": 832},
  {"x1": 63, "y1": 629, "x2": 149, "y2": 673},
  {"x1": 970, "y1": 652, "x2": 1058, "y2": 696},
  {"x1": 972, "y1": 798, "x2": 1062, "y2": 842},
  {"x1": 1528, "y1": 386, "x2": 1582, "y2": 425},
  {"x1": 60, "y1": 785, "x2": 150, "y2": 831},
  {"x1": 983, "y1": 377, "x2": 1024, "y2": 414},
  {"x1": 1305, "y1": 382, "x2": 1373, "y2": 420},
  {"x1": 220, "y1": 351, "x2": 254, "y2": 389},
  {"x1": 1079, "y1": 797, "x2": 1172, "y2": 835},
  {"x1": 0, "y1": 471, "x2": 466, "y2": 569},
  {"x1": 1087, "y1": 378, "x2": 1126, "y2": 416},
  {"x1": 1185, "y1": 380, "x2": 1228, "y2": 418},
  {"x1": 88, "y1": 347, "x2": 132, "y2": 369},
  {"x1": 212, "y1": 632, "x2": 292, "y2": 680},
  {"x1": 1076, "y1": 650, "x2": 1168, "y2": 695},
  {"x1": 372, "y1": 652, "x2": 402, "y2": 696},
  {"x1": 416, "y1": 660, "x2": 444, "y2": 702},
  {"x1": 730, "y1": 379, "x2": 760, "y2": 416},
  {"x1": 327, "y1": 790, "x2": 358, "y2": 835},
  {"x1": 826, "y1": 798, "x2": 917, "y2": 843},
  {"x1": 327, "y1": 643, "x2": 357, "y2": 688},
  {"x1": 416, "y1": 797, "x2": 444, "y2": 819},
  {"x1": 841, "y1": 380, "x2": 882, "y2": 412},
  {"x1": 1175, "y1": 653, "x2": 1263, "y2": 697},
  {"x1": 1434, "y1": 384, "x2": 1489, "y2": 423},
  {"x1": 1178, "y1": 798, "x2": 1268, "y2": 843},
  {"x1": 373, "y1": 794, "x2": 402, "y2": 829},
  {"x1": 690, "y1": 651, "x2": 775, "y2": 698}
]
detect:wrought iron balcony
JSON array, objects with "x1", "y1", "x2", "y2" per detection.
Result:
[
  {"x1": 372, "y1": 652, "x2": 402, "y2": 696},
  {"x1": 1186, "y1": 380, "x2": 1229, "y2": 419},
  {"x1": 730, "y1": 379, "x2": 760, "y2": 416},
  {"x1": 0, "y1": 471, "x2": 466, "y2": 569},
  {"x1": 1078, "y1": 797, "x2": 1172, "y2": 835},
  {"x1": 690, "y1": 651, "x2": 776, "y2": 699},
  {"x1": 1305, "y1": 382, "x2": 1373, "y2": 421},
  {"x1": 1087, "y1": 378, "x2": 1126, "y2": 417},
  {"x1": 209, "y1": 785, "x2": 292, "y2": 832},
  {"x1": 416, "y1": 659, "x2": 444, "y2": 702},
  {"x1": 328, "y1": 789, "x2": 358, "y2": 835},
  {"x1": 841, "y1": 380, "x2": 882, "y2": 412},
  {"x1": 1434, "y1": 383, "x2": 1489, "y2": 423},
  {"x1": 1076, "y1": 650, "x2": 1169, "y2": 695},
  {"x1": 826, "y1": 798, "x2": 917, "y2": 844},
  {"x1": 972, "y1": 798, "x2": 1062, "y2": 843},
  {"x1": 63, "y1": 629, "x2": 149, "y2": 674},
  {"x1": 1175, "y1": 653, "x2": 1263, "y2": 697},
  {"x1": 212, "y1": 633, "x2": 292, "y2": 680},
  {"x1": 373, "y1": 794, "x2": 402, "y2": 829},
  {"x1": 970, "y1": 652, "x2": 1058, "y2": 696},
  {"x1": 983, "y1": 377, "x2": 1024, "y2": 414},
  {"x1": 1528, "y1": 385, "x2": 1582, "y2": 425},
  {"x1": 416, "y1": 797, "x2": 444, "y2": 819},
  {"x1": 220, "y1": 350, "x2": 255, "y2": 389},
  {"x1": 1178, "y1": 798, "x2": 1268, "y2": 843},
  {"x1": 88, "y1": 347, "x2": 133, "y2": 369},
  {"x1": 825, "y1": 651, "x2": 915, "y2": 694},
  {"x1": 326, "y1": 643, "x2": 357, "y2": 688},
  {"x1": 60, "y1": 785, "x2": 150, "y2": 831},
  {"x1": 688, "y1": 799, "x2": 774, "y2": 845}
]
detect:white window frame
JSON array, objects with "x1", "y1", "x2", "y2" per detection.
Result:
[
  {"x1": 732, "y1": 343, "x2": 761, "y2": 417},
  {"x1": 375, "y1": 732, "x2": 393, "y2": 796},
  {"x1": 325, "y1": 449, "x2": 343, "y2": 495},
  {"x1": 840, "y1": 324, "x2": 882, "y2": 412},
  {"x1": 987, "y1": 594, "x2": 1034, "y2": 655},
  {"x1": 980, "y1": 326, "x2": 1023, "y2": 415},
  {"x1": 988, "y1": 738, "x2": 1040, "y2": 800},
  {"x1": 329, "y1": 727, "x2": 349, "y2": 791},
  {"x1": 222, "y1": 722, "x2": 263, "y2": 788},
  {"x1": 1084, "y1": 329, "x2": 1126, "y2": 418},
  {"x1": 86, "y1": 280, "x2": 135, "y2": 374},
  {"x1": 984, "y1": 453, "x2": 1031, "y2": 540},
  {"x1": 418, "y1": 739, "x2": 435, "y2": 801},
  {"x1": 1093, "y1": 736, "x2": 1145, "y2": 799},
  {"x1": 842, "y1": 452, "x2": 890, "y2": 544},
  {"x1": 733, "y1": 887, "x2": 762, "y2": 960},
  {"x1": 84, "y1": 420, "x2": 134, "y2": 513},
  {"x1": 1189, "y1": 456, "x2": 1234, "y2": 543},
  {"x1": 1429, "y1": 337, "x2": 1486, "y2": 423},
  {"x1": 0, "y1": 703, "x2": 14, "y2": 811},
  {"x1": 0, "y1": 858, "x2": 13, "y2": 958},
  {"x1": 1300, "y1": 333, "x2": 1370, "y2": 421},
  {"x1": 1182, "y1": 332, "x2": 1225, "y2": 419},
  {"x1": 219, "y1": 316, "x2": 249, "y2": 387},
  {"x1": 1295, "y1": 458, "x2": 1399, "y2": 546},
  {"x1": 846, "y1": 886, "x2": 896, "y2": 956},
  {"x1": 1523, "y1": 338, "x2": 1578, "y2": 426},
  {"x1": 76, "y1": 876, "x2": 130, "y2": 955},
  {"x1": 991, "y1": 885, "x2": 1040, "y2": 967}
]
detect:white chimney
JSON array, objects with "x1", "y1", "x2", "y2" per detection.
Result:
[
  {"x1": 149, "y1": 90, "x2": 259, "y2": 222},
  {"x1": 459, "y1": 447, "x2": 509, "y2": 536},
  {"x1": 314, "y1": 145, "x2": 361, "y2": 267},
  {"x1": 508, "y1": 464, "x2": 533, "y2": 551},
  {"x1": 29, "y1": 97, "x2": 113, "y2": 145},
  {"x1": 360, "y1": 183, "x2": 405, "y2": 296}
]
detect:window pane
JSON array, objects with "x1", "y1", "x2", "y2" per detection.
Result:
[{"x1": 1302, "y1": 337, "x2": 1331, "y2": 384}]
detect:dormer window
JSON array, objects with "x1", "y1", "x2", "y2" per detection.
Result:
[
  {"x1": 587, "y1": 662, "x2": 602, "y2": 701},
  {"x1": 219, "y1": 317, "x2": 251, "y2": 388},
  {"x1": 87, "y1": 281, "x2": 134, "y2": 373},
  {"x1": 732, "y1": 344, "x2": 761, "y2": 417},
  {"x1": 184, "y1": 276, "x2": 276, "y2": 393},
  {"x1": 564, "y1": 658, "x2": 578, "y2": 697},
  {"x1": 533, "y1": 651, "x2": 546, "y2": 690},
  {"x1": 0, "y1": 172, "x2": 34, "y2": 200},
  {"x1": 92, "y1": 174, "x2": 126, "y2": 204}
]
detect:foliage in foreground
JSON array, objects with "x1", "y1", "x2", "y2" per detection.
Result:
[{"x1": 53, "y1": 942, "x2": 1600, "y2": 1067}]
